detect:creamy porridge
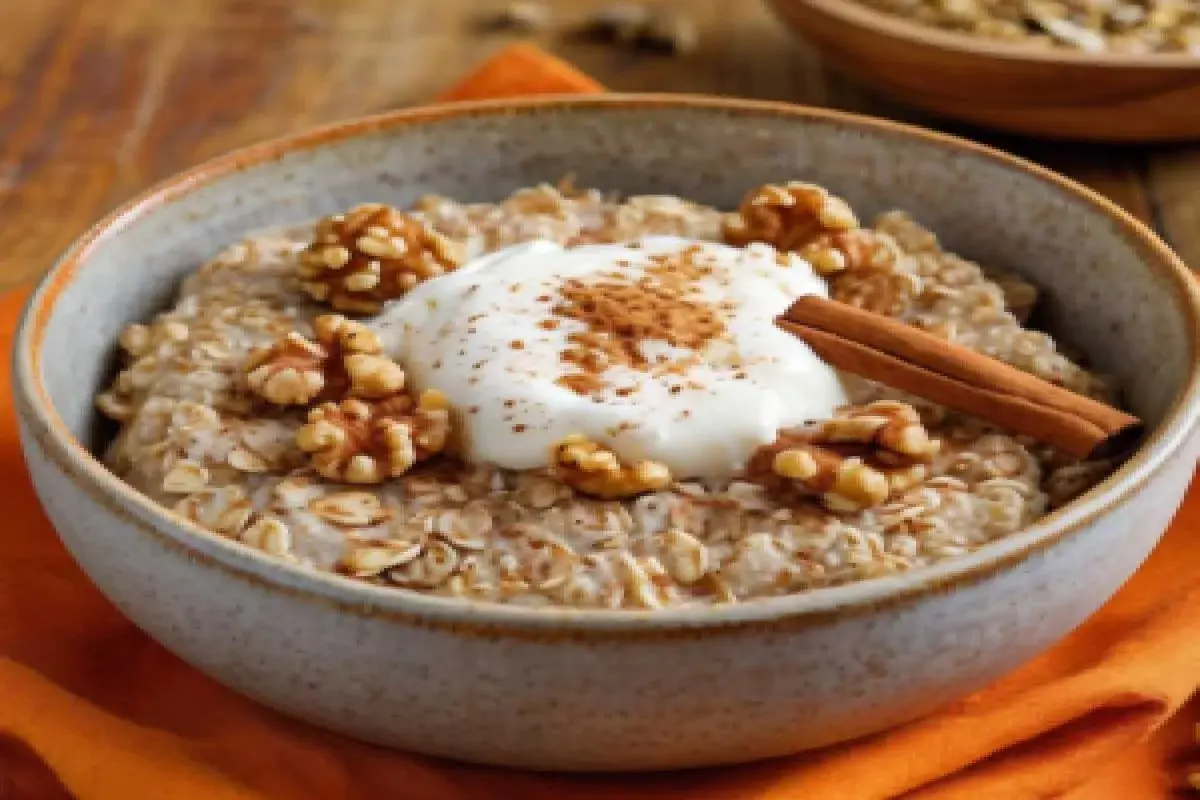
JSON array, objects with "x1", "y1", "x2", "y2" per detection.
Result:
[{"x1": 95, "y1": 180, "x2": 1122, "y2": 609}]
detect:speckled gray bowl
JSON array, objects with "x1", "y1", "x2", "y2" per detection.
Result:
[{"x1": 13, "y1": 95, "x2": 1200, "y2": 771}]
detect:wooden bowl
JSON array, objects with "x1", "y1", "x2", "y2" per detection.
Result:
[{"x1": 766, "y1": 0, "x2": 1200, "y2": 142}]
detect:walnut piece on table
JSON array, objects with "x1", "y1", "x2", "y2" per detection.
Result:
[
  {"x1": 243, "y1": 314, "x2": 404, "y2": 406},
  {"x1": 746, "y1": 401, "x2": 941, "y2": 513},
  {"x1": 297, "y1": 203, "x2": 465, "y2": 314},
  {"x1": 296, "y1": 390, "x2": 451, "y2": 484},
  {"x1": 550, "y1": 435, "x2": 671, "y2": 499}
]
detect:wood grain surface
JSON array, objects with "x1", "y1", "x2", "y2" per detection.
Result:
[{"x1": 0, "y1": 0, "x2": 1196, "y2": 294}]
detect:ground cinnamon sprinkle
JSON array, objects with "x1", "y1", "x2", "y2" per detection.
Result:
[
  {"x1": 551, "y1": 250, "x2": 726, "y2": 395},
  {"x1": 557, "y1": 372, "x2": 605, "y2": 395}
]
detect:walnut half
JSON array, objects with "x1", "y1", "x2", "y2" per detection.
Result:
[
  {"x1": 243, "y1": 314, "x2": 404, "y2": 406},
  {"x1": 296, "y1": 390, "x2": 451, "y2": 484},
  {"x1": 747, "y1": 401, "x2": 940, "y2": 513},
  {"x1": 243, "y1": 331, "x2": 328, "y2": 406},
  {"x1": 550, "y1": 435, "x2": 671, "y2": 499},
  {"x1": 723, "y1": 182, "x2": 921, "y2": 317},
  {"x1": 722, "y1": 182, "x2": 858, "y2": 253},
  {"x1": 298, "y1": 204, "x2": 465, "y2": 314}
]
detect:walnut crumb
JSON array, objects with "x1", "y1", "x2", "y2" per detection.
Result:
[{"x1": 550, "y1": 434, "x2": 671, "y2": 499}]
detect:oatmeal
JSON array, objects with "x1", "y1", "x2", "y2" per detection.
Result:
[
  {"x1": 854, "y1": 0, "x2": 1200, "y2": 54},
  {"x1": 96, "y1": 180, "x2": 1122, "y2": 609}
]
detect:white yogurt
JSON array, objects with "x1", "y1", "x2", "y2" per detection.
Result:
[{"x1": 372, "y1": 237, "x2": 848, "y2": 479}]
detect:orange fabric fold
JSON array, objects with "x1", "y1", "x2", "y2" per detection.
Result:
[
  {"x1": 3, "y1": 45, "x2": 1199, "y2": 799},
  {"x1": 434, "y1": 42, "x2": 603, "y2": 102}
]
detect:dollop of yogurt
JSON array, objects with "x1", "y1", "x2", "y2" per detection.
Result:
[{"x1": 372, "y1": 237, "x2": 848, "y2": 479}]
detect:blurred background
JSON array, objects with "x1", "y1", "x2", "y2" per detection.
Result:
[{"x1": 1, "y1": 0, "x2": 1196, "y2": 295}]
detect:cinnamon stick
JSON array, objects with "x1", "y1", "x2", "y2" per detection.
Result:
[{"x1": 778, "y1": 296, "x2": 1142, "y2": 459}]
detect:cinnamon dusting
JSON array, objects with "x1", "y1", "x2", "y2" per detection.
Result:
[{"x1": 550, "y1": 249, "x2": 726, "y2": 396}]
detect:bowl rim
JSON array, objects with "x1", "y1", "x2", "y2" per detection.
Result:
[
  {"x1": 767, "y1": 0, "x2": 1200, "y2": 69},
  {"x1": 13, "y1": 93, "x2": 1200, "y2": 635}
]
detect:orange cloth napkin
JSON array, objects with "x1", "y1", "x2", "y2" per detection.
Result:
[{"x1": 3, "y1": 44, "x2": 1199, "y2": 800}]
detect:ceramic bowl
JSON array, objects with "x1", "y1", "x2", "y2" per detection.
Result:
[
  {"x1": 766, "y1": 0, "x2": 1200, "y2": 142},
  {"x1": 13, "y1": 95, "x2": 1200, "y2": 771}
]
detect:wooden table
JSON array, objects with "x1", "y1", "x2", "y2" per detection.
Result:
[{"x1": 2, "y1": 0, "x2": 1197, "y2": 294}]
